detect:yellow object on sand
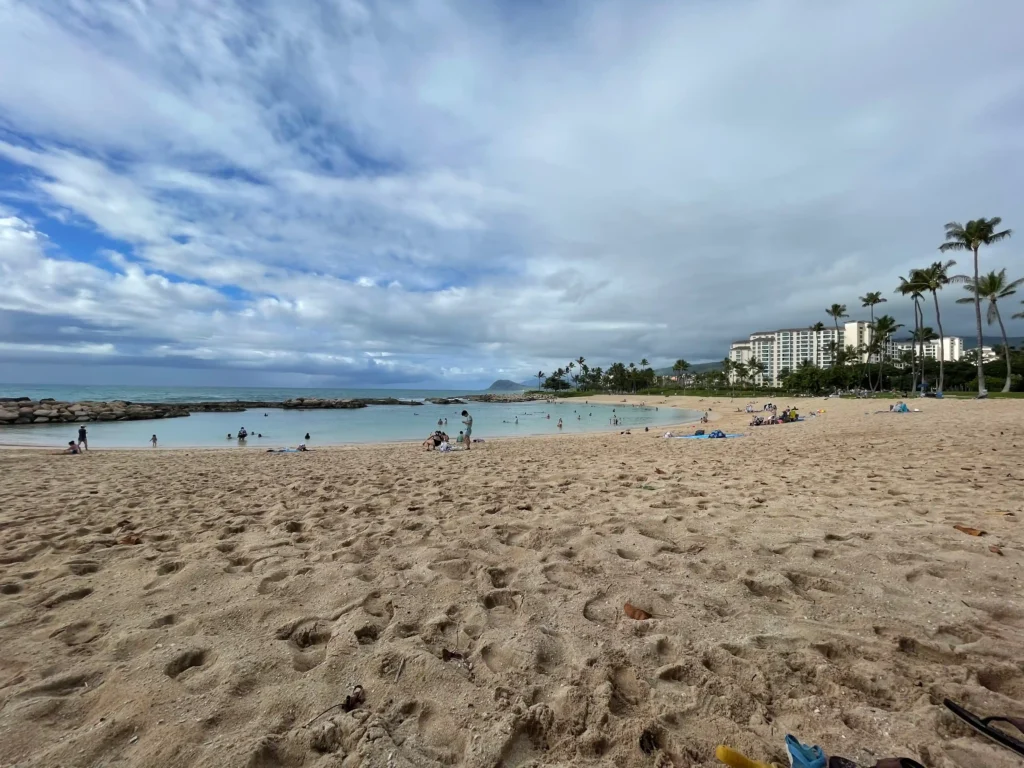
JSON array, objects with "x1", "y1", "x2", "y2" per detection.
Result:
[{"x1": 715, "y1": 745, "x2": 779, "y2": 768}]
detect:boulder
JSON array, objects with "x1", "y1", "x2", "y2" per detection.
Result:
[
  {"x1": 75, "y1": 416, "x2": 92, "y2": 422},
  {"x1": 33, "y1": 416, "x2": 50, "y2": 423},
  {"x1": 33, "y1": 409, "x2": 54, "y2": 417}
]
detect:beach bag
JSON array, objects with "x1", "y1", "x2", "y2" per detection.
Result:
[
  {"x1": 694, "y1": 429, "x2": 705, "y2": 436},
  {"x1": 709, "y1": 430, "x2": 726, "y2": 439}
]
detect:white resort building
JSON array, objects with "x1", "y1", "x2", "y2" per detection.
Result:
[{"x1": 728, "y1": 322, "x2": 966, "y2": 386}]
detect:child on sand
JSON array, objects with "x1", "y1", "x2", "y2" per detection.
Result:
[
  {"x1": 150, "y1": 435, "x2": 158, "y2": 447},
  {"x1": 461, "y1": 410, "x2": 473, "y2": 450}
]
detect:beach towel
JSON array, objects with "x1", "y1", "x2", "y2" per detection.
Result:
[{"x1": 672, "y1": 433, "x2": 744, "y2": 439}]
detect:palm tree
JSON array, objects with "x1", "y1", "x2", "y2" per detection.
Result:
[
  {"x1": 940, "y1": 218, "x2": 1013, "y2": 395},
  {"x1": 871, "y1": 315, "x2": 903, "y2": 390},
  {"x1": 536, "y1": 370, "x2": 545, "y2": 389},
  {"x1": 913, "y1": 326, "x2": 938, "y2": 386},
  {"x1": 826, "y1": 304, "x2": 848, "y2": 335},
  {"x1": 909, "y1": 261, "x2": 955, "y2": 395},
  {"x1": 825, "y1": 304, "x2": 847, "y2": 367},
  {"x1": 748, "y1": 359, "x2": 767, "y2": 387},
  {"x1": 956, "y1": 269, "x2": 1024, "y2": 392},
  {"x1": 733, "y1": 361, "x2": 749, "y2": 390},
  {"x1": 860, "y1": 292, "x2": 886, "y2": 388},
  {"x1": 860, "y1": 292, "x2": 887, "y2": 325},
  {"x1": 810, "y1": 322, "x2": 826, "y2": 333},
  {"x1": 896, "y1": 275, "x2": 926, "y2": 393},
  {"x1": 672, "y1": 359, "x2": 690, "y2": 390},
  {"x1": 720, "y1": 358, "x2": 733, "y2": 394}
]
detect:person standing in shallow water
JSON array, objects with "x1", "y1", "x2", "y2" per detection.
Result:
[
  {"x1": 461, "y1": 410, "x2": 473, "y2": 450},
  {"x1": 77, "y1": 425, "x2": 88, "y2": 451}
]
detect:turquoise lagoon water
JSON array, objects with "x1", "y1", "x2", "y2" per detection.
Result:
[{"x1": 0, "y1": 386, "x2": 700, "y2": 448}]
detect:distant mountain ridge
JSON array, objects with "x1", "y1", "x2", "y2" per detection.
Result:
[{"x1": 485, "y1": 379, "x2": 532, "y2": 392}]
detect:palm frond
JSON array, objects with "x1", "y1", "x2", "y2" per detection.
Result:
[
  {"x1": 988, "y1": 228, "x2": 1013, "y2": 243},
  {"x1": 1003, "y1": 277, "x2": 1024, "y2": 294},
  {"x1": 955, "y1": 297, "x2": 974, "y2": 304}
]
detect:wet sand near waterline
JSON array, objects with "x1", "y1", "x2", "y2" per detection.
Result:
[{"x1": 0, "y1": 396, "x2": 1021, "y2": 768}]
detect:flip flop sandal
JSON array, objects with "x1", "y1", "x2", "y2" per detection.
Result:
[
  {"x1": 829, "y1": 757, "x2": 925, "y2": 768},
  {"x1": 944, "y1": 698, "x2": 1024, "y2": 758}
]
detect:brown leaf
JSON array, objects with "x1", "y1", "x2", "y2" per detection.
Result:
[
  {"x1": 118, "y1": 534, "x2": 142, "y2": 545},
  {"x1": 953, "y1": 525, "x2": 986, "y2": 537},
  {"x1": 989, "y1": 545, "x2": 1004, "y2": 556},
  {"x1": 655, "y1": 468, "x2": 667, "y2": 475},
  {"x1": 624, "y1": 602, "x2": 652, "y2": 621}
]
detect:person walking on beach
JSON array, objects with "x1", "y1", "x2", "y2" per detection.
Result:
[
  {"x1": 461, "y1": 409, "x2": 473, "y2": 450},
  {"x1": 77, "y1": 425, "x2": 88, "y2": 451},
  {"x1": 150, "y1": 434, "x2": 158, "y2": 447}
]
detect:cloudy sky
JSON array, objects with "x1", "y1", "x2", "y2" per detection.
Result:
[{"x1": 1, "y1": 0, "x2": 1022, "y2": 389}]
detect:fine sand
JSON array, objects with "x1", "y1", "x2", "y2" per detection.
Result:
[{"x1": 0, "y1": 396, "x2": 1021, "y2": 768}]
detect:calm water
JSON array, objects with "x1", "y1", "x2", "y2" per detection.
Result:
[{"x1": 0, "y1": 385, "x2": 699, "y2": 447}]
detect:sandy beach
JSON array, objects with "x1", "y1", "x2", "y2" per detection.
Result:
[{"x1": 0, "y1": 395, "x2": 1021, "y2": 768}]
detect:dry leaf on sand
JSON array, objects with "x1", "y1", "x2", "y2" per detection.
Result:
[
  {"x1": 624, "y1": 602, "x2": 652, "y2": 620},
  {"x1": 953, "y1": 525, "x2": 986, "y2": 537},
  {"x1": 989, "y1": 545, "x2": 1004, "y2": 556}
]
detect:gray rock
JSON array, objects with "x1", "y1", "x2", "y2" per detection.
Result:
[{"x1": 32, "y1": 416, "x2": 50, "y2": 423}]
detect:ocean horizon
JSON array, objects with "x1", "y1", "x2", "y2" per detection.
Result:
[{"x1": 0, "y1": 384, "x2": 701, "y2": 448}]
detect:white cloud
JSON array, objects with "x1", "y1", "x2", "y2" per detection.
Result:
[{"x1": 1, "y1": 0, "x2": 1023, "y2": 386}]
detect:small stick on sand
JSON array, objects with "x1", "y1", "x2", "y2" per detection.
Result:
[
  {"x1": 304, "y1": 703, "x2": 345, "y2": 728},
  {"x1": 394, "y1": 657, "x2": 406, "y2": 683}
]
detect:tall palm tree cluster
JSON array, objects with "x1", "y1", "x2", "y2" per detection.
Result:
[
  {"x1": 824, "y1": 218, "x2": 1015, "y2": 395},
  {"x1": 534, "y1": 218, "x2": 1015, "y2": 397},
  {"x1": 537, "y1": 357, "x2": 659, "y2": 393}
]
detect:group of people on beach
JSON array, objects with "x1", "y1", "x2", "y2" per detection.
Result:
[
  {"x1": 423, "y1": 410, "x2": 473, "y2": 451},
  {"x1": 53, "y1": 425, "x2": 159, "y2": 454},
  {"x1": 749, "y1": 404, "x2": 799, "y2": 426}
]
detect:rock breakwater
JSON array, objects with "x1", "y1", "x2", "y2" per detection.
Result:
[{"x1": 0, "y1": 396, "x2": 422, "y2": 425}]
